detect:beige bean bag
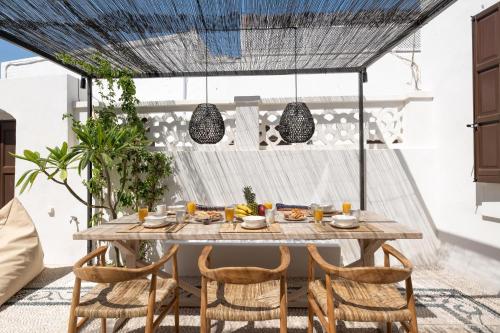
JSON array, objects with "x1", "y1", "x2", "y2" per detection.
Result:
[{"x1": 0, "y1": 198, "x2": 44, "y2": 306}]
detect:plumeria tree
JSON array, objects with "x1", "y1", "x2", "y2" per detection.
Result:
[{"x1": 15, "y1": 55, "x2": 173, "y2": 226}]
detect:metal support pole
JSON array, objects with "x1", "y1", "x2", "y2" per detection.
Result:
[
  {"x1": 86, "y1": 77, "x2": 93, "y2": 255},
  {"x1": 358, "y1": 70, "x2": 366, "y2": 210}
]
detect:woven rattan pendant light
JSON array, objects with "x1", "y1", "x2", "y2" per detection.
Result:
[
  {"x1": 189, "y1": 31, "x2": 225, "y2": 144},
  {"x1": 276, "y1": 28, "x2": 315, "y2": 144}
]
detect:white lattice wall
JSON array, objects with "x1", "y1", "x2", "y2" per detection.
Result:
[
  {"x1": 259, "y1": 106, "x2": 403, "y2": 149},
  {"x1": 144, "y1": 110, "x2": 237, "y2": 151},
  {"x1": 75, "y1": 94, "x2": 430, "y2": 152}
]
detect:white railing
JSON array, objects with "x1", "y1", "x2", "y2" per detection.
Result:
[{"x1": 73, "y1": 93, "x2": 432, "y2": 151}]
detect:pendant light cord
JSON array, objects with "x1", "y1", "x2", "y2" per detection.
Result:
[
  {"x1": 294, "y1": 27, "x2": 298, "y2": 104},
  {"x1": 205, "y1": 29, "x2": 208, "y2": 105}
]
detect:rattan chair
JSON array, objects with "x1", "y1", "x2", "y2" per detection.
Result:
[
  {"x1": 307, "y1": 244, "x2": 418, "y2": 333},
  {"x1": 198, "y1": 245, "x2": 290, "y2": 333},
  {"x1": 67, "y1": 244, "x2": 180, "y2": 333}
]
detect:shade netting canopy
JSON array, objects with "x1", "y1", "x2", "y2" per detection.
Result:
[{"x1": 0, "y1": 0, "x2": 454, "y2": 78}]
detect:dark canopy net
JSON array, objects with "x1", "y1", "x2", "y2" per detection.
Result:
[{"x1": 0, "y1": 0, "x2": 454, "y2": 78}]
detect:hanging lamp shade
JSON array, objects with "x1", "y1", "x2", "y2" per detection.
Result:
[
  {"x1": 276, "y1": 102, "x2": 315, "y2": 143},
  {"x1": 188, "y1": 29, "x2": 224, "y2": 144},
  {"x1": 189, "y1": 103, "x2": 225, "y2": 144}
]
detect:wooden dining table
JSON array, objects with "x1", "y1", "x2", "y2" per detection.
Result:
[{"x1": 73, "y1": 210, "x2": 422, "y2": 304}]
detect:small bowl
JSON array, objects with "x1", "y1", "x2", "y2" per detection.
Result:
[
  {"x1": 332, "y1": 214, "x2": 359, "y2": 228},
  {"x1": 319, "y1": 204, "x2": 335, "y2": 213},
  {"x1": 242, "y1": 215, "x2": 266, "y2": 228},
  {"x1": 144, "y1": 215, "x2": 167, "y2": 225}
]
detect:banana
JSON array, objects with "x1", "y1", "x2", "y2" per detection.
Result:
[
  {"x1": 235, "y1": 213, "x2": 247, "y2": 219},
  {"x1": 237, "y1": 204, "x2": 252, "y2": 214},
  {"x1": 235, "y1": 209, "x2": 248, "y2": 216}
]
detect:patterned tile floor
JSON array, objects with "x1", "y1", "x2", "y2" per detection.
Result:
[{"x1": 0, "y1": 265, "x2": 498, "y2": 332}]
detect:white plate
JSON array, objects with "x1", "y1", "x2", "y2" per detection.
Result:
[
  {"x1": 330, "y1": 221, "x2": 359, "y2": 229},
  {"x1": 143, "y1": 221, "x2": 171, "y2": 228},
  {"x1": 144, "y1": 215, "x2": 167, "y2": 222},
  {"x1": 241, "y1": 221, "x2": 267, "y2": 229}
]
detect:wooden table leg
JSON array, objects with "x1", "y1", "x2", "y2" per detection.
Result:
[{"x1": 357, "y1": 240, "x2": 386, "y2": 266}]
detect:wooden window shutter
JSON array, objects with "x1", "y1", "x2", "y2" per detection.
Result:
[{"x1": 472, "y1": 4, "x2": 500, "y2": 183}]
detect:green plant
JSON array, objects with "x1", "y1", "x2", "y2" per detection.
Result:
[{"x1": 15, "y1": 54, "x2": 173, "y2": 224}]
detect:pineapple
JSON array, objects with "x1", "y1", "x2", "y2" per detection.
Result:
[{"x1": 243, "y1": 186, "x2": 258, "y2": 215}]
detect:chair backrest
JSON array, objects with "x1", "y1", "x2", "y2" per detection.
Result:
[
  {"x1": 73, "y1": 266, "x2": 150, "y2": 283},
  {"x1": 73, "y1": 244, "x2": 179, "y2": 283},
  {"x1": 198, "y1": 245, "x2": 290, "y2": 284},
  {"x1": 334, "y1": 266, "x2": 412, "y2": 284},
  {"x1": 307, "y1": 244, "x2": 412, "y2": 284}
]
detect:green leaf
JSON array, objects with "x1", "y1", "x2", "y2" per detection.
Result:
[
  {"x1": 61, "y1": 142, "x2": 68, "y2": 155},
  {"x1": 27, "y1": 170, "x2": 39, "y2": 191},
  {"x1": 23, "y1": 149, "x2": 39, "y2": 162},
  {"x1": 19, "y1": 169, "x2": 42, "y2": 194},
  {"x1": 16, "y1": 170, "x2": 32, "y2": 187},
  {"x1": 60, "y1": 169, "x2": 68, "y2": 181}
]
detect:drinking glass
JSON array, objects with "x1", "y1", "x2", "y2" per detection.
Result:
[
  {"x1": 176, "y1": 210, "x2": 186, "y2": 224},
  {"x1": 186, "y1": 201, "x2": 196, "y2": 215},
  {"x1": 138, "y1": 204, "x2": 148, "y2": 223},
  {"x1": 342, "y1": 201, "x2": 352, "y2": 215},
  {"x1": 313, "y1": 206, "x2": 324, "y2": 224},
  {"x1": 265, "y1": 208, "x2": 275, "y2": 226},
  {"x1": 156, "y1": 204, "x2": 167, "y2": 215},
  {"x1": 225, "y1": 205, "x2": 235, "y2": 223}
]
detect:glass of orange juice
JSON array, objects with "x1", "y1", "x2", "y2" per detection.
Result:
[
  {"x1": 263, "y1": 202, "x2": 273, "y2": 210},
  {"x1": 138, "y1": 204, "x2": 148, "y2": 223},
  {"x1": 342, "y1": 201, "x2": 352, "y2": 215},
  {"x1": 225, "y1": 205, "x2": 235, "y2": 223},
  {"x1": 313, "y1": 206, "x2": 324, "y2": 224},
  {"x1": 186, "y1": 201, "x2": 196, "y2": 215}
]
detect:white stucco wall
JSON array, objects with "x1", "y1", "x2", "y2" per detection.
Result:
[
  {"x1": 414, "y1": 0, "x2": 500, "y2": 249},
  {"x1": 0, "y1": 74, "x2": 87, "y2": 264}
]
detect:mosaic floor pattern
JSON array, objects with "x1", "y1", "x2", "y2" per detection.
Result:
[{"x1": 0, "y1": 267, "x2": 498, "y2": 333}]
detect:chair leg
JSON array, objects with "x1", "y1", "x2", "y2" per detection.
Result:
[
  {"x1": 280, "y1": 275, "x2": 287, "y2": 333},
  {"x1": 145, "y1": 312, "x2": 154, "y2": 333},
  {"x1": 386, "y1": 322, "x2": 392, "y2": 333},
  {"x1": 280, "y1": 313, "x2": 287, "y2": 333},
  {"x1": 100, "y1": 318, "x2": 106, "y2": 333},
  {"x1": 174, "y1": 296, "x2": 180, "y2": 333},
  {"x1": 329, "y1": 319, "x2": 336, "y2": 333},
  {"x1": 406, "y1": 278, "x2": 418, "y2": 333},
  {"x1": 67, "y1": 313, "x2": 78, "y2": 333},
  {"x1": 200, "y1": 276, "x2": 208, "y2": 333},
  {"x1": 307, "y1": 297, "x2": 314, "y2": 333},
  {"x1": 68, "y1": 278, "x2": 81, "y2": 333},
  {"x1": 409, "y1": 319, "x2": 418, "y2": 333}
]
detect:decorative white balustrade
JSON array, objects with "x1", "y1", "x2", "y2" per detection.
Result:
[{"x1": 74, "y1": 93, "x2": 431, "y2": 151}]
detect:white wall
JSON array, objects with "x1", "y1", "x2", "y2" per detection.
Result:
[
  {"x1": 0, "y1": 74, "x2": 87, "y2": 264},
  {"x1": 415, "y1": 0, "x2": 500, "y2": 249},
  {"x1": 132, "y1": 53, "x2": 420, "y2": 102}
]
